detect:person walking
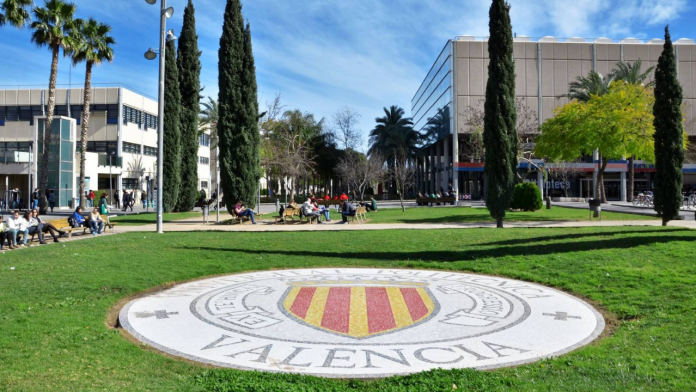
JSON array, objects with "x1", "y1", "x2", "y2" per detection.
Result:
[
  {"x1": 48, "y1": 191, "x2": 56, "y2": 212},
  {"x1": 141, "y1": 190, "x2": 147, "y2": 209},
  {"x1": 89, "y1": 190, "x2": 95, "y2": 207},
  {"x1": 32, "y1": 189, "x2": 40, "y2": 209},
  {"x1": 114, "y1": 190, "x2": 120, "y2": 209},
  {"x1": 121, "y1": 191, "x2": 128, "y2": 212}
]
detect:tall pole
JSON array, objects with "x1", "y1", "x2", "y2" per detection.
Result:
[
  {"x1": 216, "y1": 144, "x2": 220, "y2": 223},
  {"x1": 28, "y1": 145, "x2": 32, "y2": 210},
  {"x1": 156, "y1": 0, "x2": 167, "y2": 233},
  {"x1": 109, "y1": 154, "x2": 113, "y2": 206}
]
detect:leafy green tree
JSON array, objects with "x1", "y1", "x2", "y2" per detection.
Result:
[
  {"x1": 175, "y1": 0, "x2": 201, "y2": 212},
  {"x1": 31, "y1": 0, "x2": 78, "y2": 213},
  {"x1": 610, "y1": 59, "x2": 656, "y2": 201},
  {"x1": 537, "y1": 83, "x2": 656, "y2": 202},
  {"x1": 0, "y1": 0, "x2": 32, "y2": 27},
  {"x1": 218, "y1": 0, "x2": 260, "y2": 209},
  {"x1": 163, "y1": 38, "x2": 181, "y2": 212},
  {"x1": 653, "y1": 27, "x2": 685, "y2": 226},
  {"x1": 72, "y1": 18, "x2": 115, "y2": 208},
  {"x1": 565, "y1": 71, "x2": 615, "y2": 102},
  {"x1": 483, "y1": 0, "x2": 517, "y2": 228}
]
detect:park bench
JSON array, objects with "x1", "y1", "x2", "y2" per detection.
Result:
[
  {"x1": 315, "y1": 200, "x2": 342, "y2": 207},
  {"x1": 230, "y1": 211, "x2": 264, "y2": 225},
  {"x1": 416, "y1": 196, "x2": 456, "y2": 206},
  {"x1": 350, "y1": 206, "x2": 368, "y2": 224},
  {"x1": 275, "y1": 206, "x2": 300, "y2": 224}
]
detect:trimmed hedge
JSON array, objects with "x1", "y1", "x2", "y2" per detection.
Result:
[{"x1": 511, "y1": 182, "x2": 542, "y2": 211}]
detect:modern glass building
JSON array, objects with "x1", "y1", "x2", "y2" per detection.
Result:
[{"x1": 412, "y1": 35, "x2": 696, "y2": 201}]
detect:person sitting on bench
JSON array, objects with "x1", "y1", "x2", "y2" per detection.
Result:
[
  {"x1": 0, "y1": 215, "x2": 10, "y2": 250},
  {"x1": 302, "y1": 198, "x2": 323, "y2": 223},
  {"x1": 71, "y1": 207, "x2": 88, "y2": 230},
  {"x1": 233, "y1": 201, "x2": 257, "y2": 225},
  {"x1": 7, "y1": 210, "x2": 28, "y2": 248},
  {"x1": 338, "y1": 200, "x2": 356, "y2": 224},
  {"x1": 26, "y1": 211, "x2": 47, "y2": 245},
  {"x1": 32, "y1": 209, "x2": 65, "y2": 242},
  {"x1": 89, "y1": 208, "x2": 105, "y2": 235},
  {"x1": 312, "y1": 199, "x2": 331, "y2": 222}
]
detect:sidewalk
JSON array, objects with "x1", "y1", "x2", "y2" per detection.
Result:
[{"x1": 114, "y1": 217, "x2": 696, "y2": 233}]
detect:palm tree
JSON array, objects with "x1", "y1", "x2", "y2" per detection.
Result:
[
  {"x1": 368, "y1": 106, "x2": 415, "y2": 161},
  {"x1": 31, "y1": 0, "x2": 78, "y2": 213},
  {"x1": 610, "y1": 59, "x2": 656, "y2": 202},
  {"x1": 199, "y1": 96, "x2": 218, "y2": 147},
  {"x1": 564, "y1": 71, "x2": 615, "y2": 102},
  {"x1": 72, "y1": 18, "x2": 115, "y2": 208},
  {"x1": 610, "y1": 59, "x2": 655, "y2": 87},
  {"x1": 0, "y1": 0, "x2": 32, "y2": 27}
]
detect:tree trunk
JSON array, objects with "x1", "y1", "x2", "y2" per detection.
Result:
[
  {"x1": 39, "y1": 45, "x2": 60, "y2": 214},
  {"x1": 597, "y1": 157, "x2": 608, "y2": 203},
  {"x1": 628, "y1": 154, "x2": 635, "y2": 202},
  {"x1": 496, "y1": 217, "x2": 503, "y2": 228},
  {"x1": 79, "y1": 61, "x2": 93, "y2": 210}
]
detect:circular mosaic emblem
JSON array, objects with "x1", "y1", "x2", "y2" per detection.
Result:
[{"x1": 119, "y1": 268, "x2": 604, "y2": 378}]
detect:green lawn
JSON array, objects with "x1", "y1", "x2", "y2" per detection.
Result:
[
  {"x1": 357, "y1": 206, "x2": 655, "y2": 224},
  {"x1": 1, "y1": 227, "x2": 695, "y2": 391},
  {"x1": 109, "y1": 211, "x2": 203, "y2": 226}
]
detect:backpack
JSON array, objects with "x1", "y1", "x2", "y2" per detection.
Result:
[
  {"x1": 279, "y1": 205, "x2": 285, "y2": 217},
  {"x1": 67, "y1": 216, "x2": 76, "y2": 228}
]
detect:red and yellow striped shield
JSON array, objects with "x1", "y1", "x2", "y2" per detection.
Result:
[{"x1": 282, "y1": 283, "x2": 436, "y2": 338}]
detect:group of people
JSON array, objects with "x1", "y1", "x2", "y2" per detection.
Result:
[
  {"x1": 114, "y1": 190, "x2": 137, "y2": 212},
  {"x1": 418, "y1": 182, "x2": 456, "y2": 199},
  {"x1": 278, "y1": 194, "x2": 377, "y2": 224},
  {"x1": 0, "y1": 209, "x2": 68, "y2": 250}
]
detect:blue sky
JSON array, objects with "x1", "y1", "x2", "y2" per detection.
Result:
[{"x1": 1, "y1": 0, "x2": 694, "y2": 145}]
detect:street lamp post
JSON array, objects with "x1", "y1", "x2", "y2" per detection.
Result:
[
  {"x1": 144, "y1": 0, "x2": 174, "y2": 233},
  {"x1": 109, "y1": 152, "x2": 114, "y2": 206}
]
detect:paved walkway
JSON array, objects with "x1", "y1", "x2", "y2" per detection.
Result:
[{"x1": 114, "y1": 217, "x2": 696, "y2": 233}]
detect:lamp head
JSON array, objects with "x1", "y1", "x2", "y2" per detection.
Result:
[
  {"x1": 164, "y1": 7, "x2": 174, "y2": 18},
  {"x1": 144, "y1": 0, "x2": 156, "y2": 4},
  {"x1": 144, "y1": 48, "x2": 157, "y2": 60},
  {"x1": 166, "y1": 30, "x2": 178, "y2": 42}
]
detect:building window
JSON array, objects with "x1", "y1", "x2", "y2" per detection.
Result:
[
  {"x1": 199, "y1": 133, "x2": 210, "y2": 147},
  {"x1": 123, "y1": 105, "x2": 157, "y2": 130},
  {"x1": 201, "y1": 181, "x2": 209, "y2": 189},
  {"x1": 144, "y1": 146, "x2": 157, "y2": 156},
  {"x1": 87, "y1": 141, "x2": 118, "y2": 155},
  {"x1": 199, "y1": 156, "x2": 210, "y2": 165},
  {"x1": 123, "y1": 142, "x2": 141, "y2": 154},
  {"x1": 122, "y1": 178, "x2": 139, "y2": 189}
]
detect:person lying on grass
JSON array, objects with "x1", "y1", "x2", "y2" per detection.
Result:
[{"x1": 233, "y1": 201, "x2": 257, "y2": 225}]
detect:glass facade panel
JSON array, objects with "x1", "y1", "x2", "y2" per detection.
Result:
[
  {"x1": 411, "y1": 41, "x2": 453, "y2": 141},
  {"x1": 38, "y1": 118, "x2": 74, "y2": 208}
]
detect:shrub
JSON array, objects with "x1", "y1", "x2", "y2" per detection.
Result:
[{"x1": 511, "y1": 182, "x2": 542, "y2": 211}]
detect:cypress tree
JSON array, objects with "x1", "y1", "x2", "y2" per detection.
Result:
[
  {"x1": 483, "y1": 0, "x2": 517, "y2": 228},
  {"x1": 175, "y1": 0, "x2": 201, "y2": 212},
  {"x1": 653, "y1": 26, "x2": 684, "y2": 226},
  {"x1": 241, "y1": 22, "x2": 261, "y2": 206},
  {"x1": 218, "y1": 0, "x2": 259, "y2": 209},
  {"x1": 163, "y1": 38, "x2": 181, "y2": 213}
]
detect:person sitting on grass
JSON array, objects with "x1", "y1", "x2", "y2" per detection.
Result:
[
  {"x1": 7, "y1": 210, "x2": 28, "y2": 248},
  {"x1": 233, "y1": 201, "x2": 257, "y2": 225},
  {"x1": 338, "y1": 200, "x2": 356, "y2": 224},
  {"x1": 89, "y1": 208, "x2": 104, "y2": 235},
  {"x1": 32, "y1": 209, "x2": 65, "y2": 242},
  {"x1": 302, "y1": 198, "x2": 323, "y2": 223},
  {"x1": 25, "y1": 211, "x2": 47, "y2": 245},
  {"x1": 365, "y1": 196, "x2": 377, "y2": 212},
  {"x1": 0, "y1": 215, "x2": 10, "y2": 250}
]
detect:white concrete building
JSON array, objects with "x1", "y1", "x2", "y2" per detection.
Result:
[{"x1": 0, "y1": 86, "x2": 212, "y2": 209}]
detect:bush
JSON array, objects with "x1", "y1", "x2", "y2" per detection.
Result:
[{"x1": 511, "y1": 182, "x2": 542, "y2": 211}]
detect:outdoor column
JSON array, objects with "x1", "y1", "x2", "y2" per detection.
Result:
[
  {"x1": 453, "y1": 132, "x2": 459, "y2": 199},
  {"x1": 620, "y1": 171, "x2": 627, "y2": 202},
  {"x1": 436, "y1": 140, "x2": 442, "y2": 193},
  {"x1": 537, "y1": 171, "x2": 544, "y2": 199},
  {"x1": 430, "y1": 146, "x2": 436, "y2": 195},
  {"x1": 444, "y1": 135, "x2": 450, "y2": 190}
]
